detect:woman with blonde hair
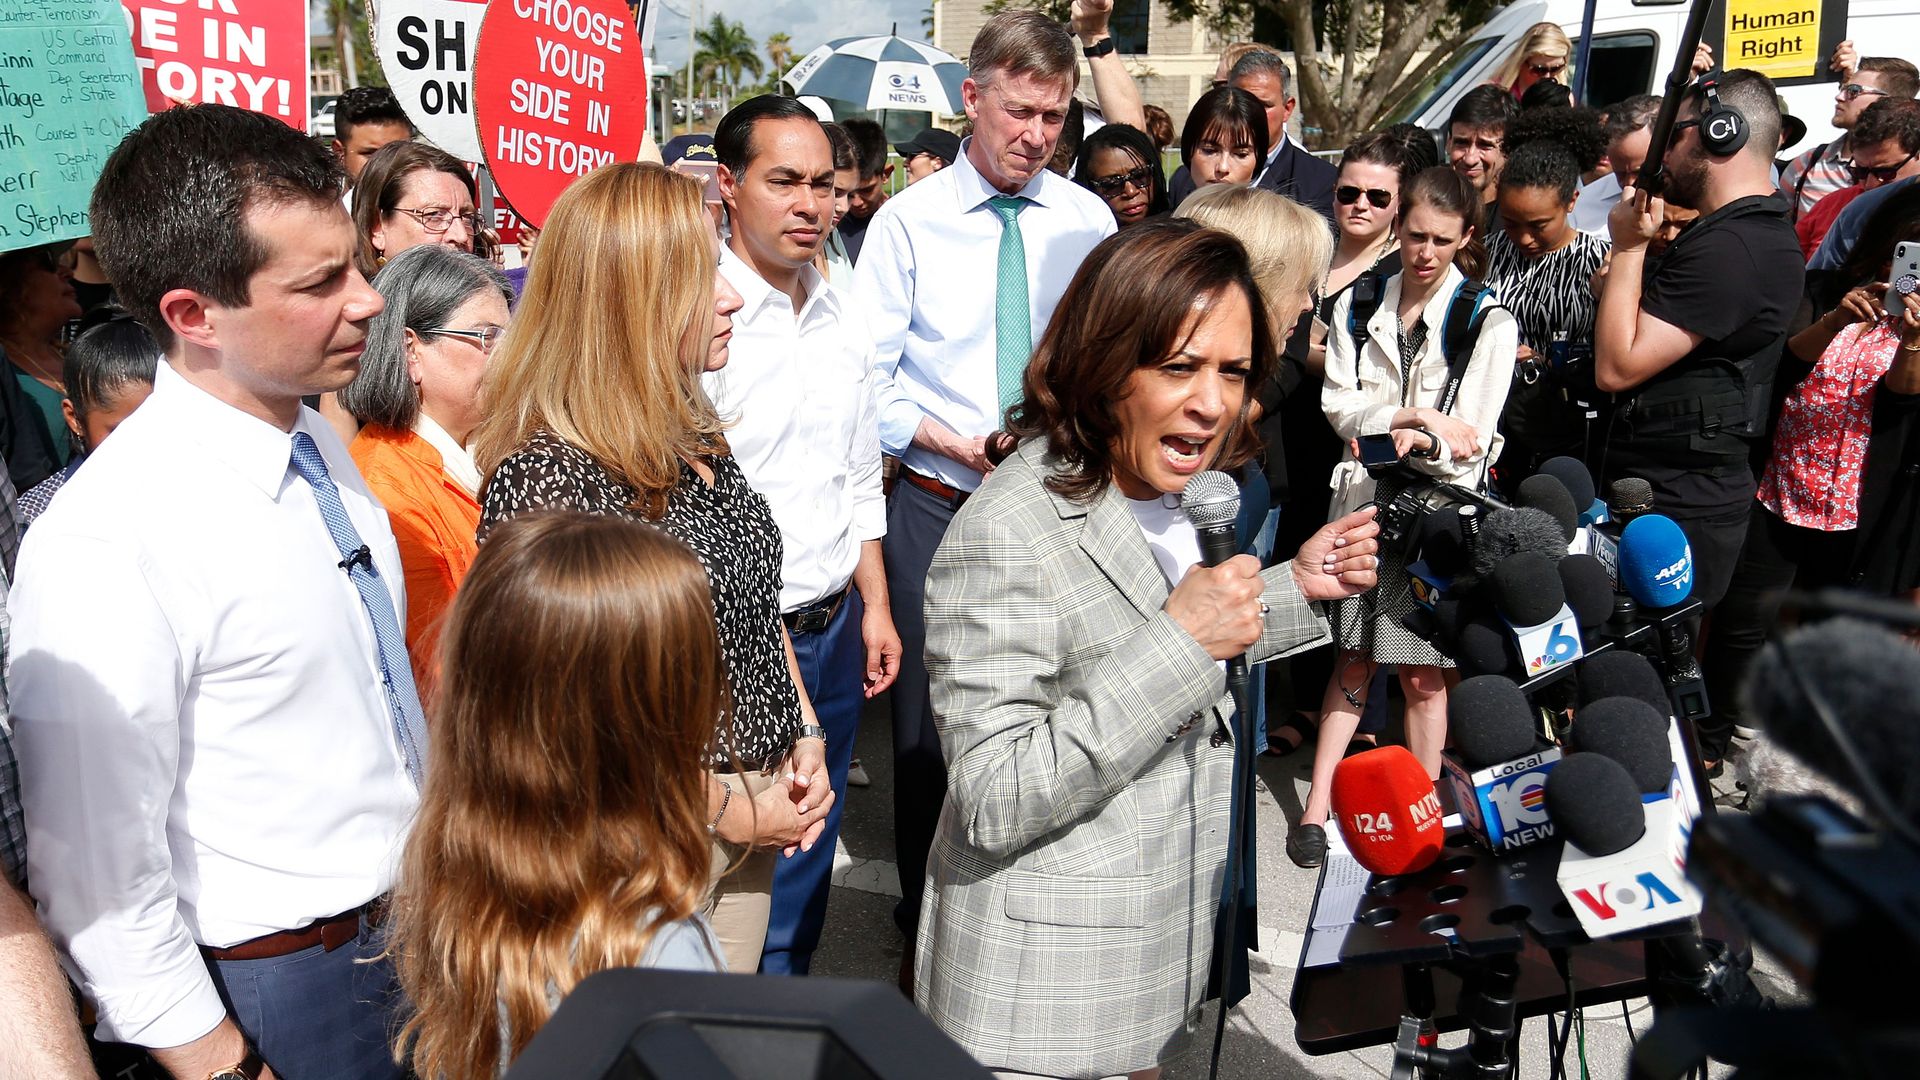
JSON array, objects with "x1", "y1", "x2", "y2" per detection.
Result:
[
  {"x1": 473, "y1": 161, "x2": 832, "y2": 973},
  {"x1": 391, "y1": 511, "x2": 727, "y2": 1078},
  {"x1": 1490, "y1": 22, "x2": 1573, "y2": 101}
]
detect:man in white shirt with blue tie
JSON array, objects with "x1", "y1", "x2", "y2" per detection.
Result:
[
  {"x1": 702, "y1": 94, "x2": 901, "y2": 977},
  {"x1": 10, "y1": 104, "x2": 418, "y2": 1080},
  {"x1": 851, "y1": 9, "x2": 1115, "y2": 990}
]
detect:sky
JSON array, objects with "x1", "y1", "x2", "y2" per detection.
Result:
[{"x1": 645, "y1": 0, "x2": 931, "y2": 75}]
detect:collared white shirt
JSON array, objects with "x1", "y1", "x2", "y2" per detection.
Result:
[
  {"x1": 1255, "y1": 128, "x2": 1292, "y2": 184},
  {"x1": 10, "y1": 363, "x2": 418, "y2": 1048},
  {"x1": 1572, "y1": 172, "x2": 1622, "y2": 238},
  {"x1": 414, "y1": 411, "x2": 482, "y2": 498},
  {"x1": 705, "y1": 248, "x2": 885, "y2": 611},
  {"x1": 852, "y1": 138, "x2": 1116, "y2": 491}
]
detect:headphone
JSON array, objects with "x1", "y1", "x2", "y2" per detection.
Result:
[{"x1": 1697, "y1": 74, "x2": 1750, "y2": 156}]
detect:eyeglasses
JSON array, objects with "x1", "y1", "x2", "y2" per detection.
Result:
[
  {"x1": 1668, "y1": 118, "x2": 1701, "y2": 146},
  {"x1": 1088, "y1": 165, "x2": 1154, "y2": 196},
  {"x1": 25, "y1": 244, "x2": 77, "y2": 273},
  {"x1": 1336, "y1": 185, "x2": 1393, "y2": 209},
  {"x1": 389, "y1": 206, "x2": 483, "y2": 234},
  {"x1": 418, "y1": 325, "x2": 504, "y2": 353},
  {"x1": 1847, "y1": 149, "x2": 1919, "y2": 184},
  {"x1": 1529, "y1": 61, "x2": 1567, "y2": 78},
  {"x1": 1839, "y1": 83, "x2": 1890, "y2": 102}
]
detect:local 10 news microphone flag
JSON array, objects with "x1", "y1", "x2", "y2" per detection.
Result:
[
  {"x1": 1441, "y1": 675, "x2": 1563, "y2": 852},
  {"x1": 472, "y1": 0, "x2": 651, "y2": 228}
]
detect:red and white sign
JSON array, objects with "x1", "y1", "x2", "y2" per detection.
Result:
[
  {"x1": 121, "y1": 0, "x2": 308, "y2": 125},
  {"x1": 472, "y1": 0, "x2": 648, "y2": 228}
]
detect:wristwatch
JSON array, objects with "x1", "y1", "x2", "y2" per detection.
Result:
[
  {"x1": 207, "y1": 1049, "x2": 265, "y2": 1080},
  {"x1": 1082, "y1": 37, "x2": 1116, "y2": 58},
  {"x1": 797, "y1": 724, "x2": 829, "y2": 745}
]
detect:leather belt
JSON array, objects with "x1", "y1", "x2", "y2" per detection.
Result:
[
  {"x1": 903, "y1": 469, "x2": 971, "y2": 509},
  {"x1": 202, "y1": 896, "x2": 388, "y2": 962},
  {"x1": 782, "y1": 584, "x2": 851, "y2": 634}
]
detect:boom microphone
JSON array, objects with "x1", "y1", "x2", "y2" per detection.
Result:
[
  {"x1": 1182, "y1": 472, "x2": 1249, "y2": 700},
  {"x1": 1466, "y1": 507, "x2": 1570, "y2": 581},
  {"x1": 1330, "y1": 745, "x2": 1446, "y2": 876}
]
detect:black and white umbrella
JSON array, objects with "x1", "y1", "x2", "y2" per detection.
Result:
[{"x1": 781, "y1": 34, "x2": 968, "y2": 115}]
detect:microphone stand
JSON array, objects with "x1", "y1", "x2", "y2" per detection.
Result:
[{"x1": 1206, "y1": 670, "x2": 1255, "y2": 1080}]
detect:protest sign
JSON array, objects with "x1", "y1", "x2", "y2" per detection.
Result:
[
  {"x1": 122, "y1": 0, "x2": 307, "y2": 126},
  {"x1": 0, "y1": 0, "x2": 146, "y2": 251},
  {"x1": 472, "y1": 0, "x2": 648, "y2": 228},
  {"x1": 377, "y1": 0, "x2": 485, "y2": 160}
]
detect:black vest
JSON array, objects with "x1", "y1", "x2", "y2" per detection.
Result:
[{"x1": 1613, "y1": 195, "x2": 1792, "y2": 471}]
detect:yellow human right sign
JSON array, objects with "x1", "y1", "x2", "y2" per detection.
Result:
[{"x1": 1724, "y1": 0, "x2": 1823, "y2": 79}]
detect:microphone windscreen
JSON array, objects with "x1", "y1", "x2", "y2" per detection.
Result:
[
  {"x1": 1517, "y1": 474, "x2": 1579, "y2": 543},
  {"x1": 1469, "y1": 507, "x2": 1570, "y2": 580},
  {"x1": 1577, "y1": 650, "x2": 1669, "y2": 713},
  {"x1": 1607, "y1": 477, "x2": 1655, "y2": 517},
  {"x1": 1745, "y1": 617, "x2": 1920, "y2": 822},
  {"x1": 1181, "y1": 471, "x2": 1241, "y2": 530},
  {"x1": 1558, "y1": 554, "x2": 1613, "y2": 631},
  {"x1": 1454, "y1": 615, "x2": 1517, "y2": 677},
  {"x1": 1546, "y1": 753, "x2": 1647, "y2": 856},
  {"x1": 1571, "y1": 696, "x2": 1673, "y2": 793},
  {"x1": 1617, "y1": 514, "x2": 1693, "y2": 610},
  {"x1": 1492, "y1": 552, "x2": 1566, "y2": 626},
  {"x1": 1538, "y1": 456, "x2": 1596, "y2": 511},
  {"x1": 1331, "y1": 745, "x2": 1446, "y2": 876},
  {"x1": 1448, "y1": 674, "x2": 1538, "y2": 768},
  {"x1": 1414, "y1": 506, "x2": 1470, "y2": 578}
]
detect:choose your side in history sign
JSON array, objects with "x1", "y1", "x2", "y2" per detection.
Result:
[
  {"x1": 0, "y1": 0, "x2": 146, "y2": 251},
  {"x1": 472, "y1": 0, "x2": 647, "y2": 228},
  {"x1": 122, "y1": 0, "x2": 308, "y2": 126}
]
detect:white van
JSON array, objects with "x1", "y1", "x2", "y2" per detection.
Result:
[{"x1": 1394, "y1": 0, "x2": 1918, "y2": 157}]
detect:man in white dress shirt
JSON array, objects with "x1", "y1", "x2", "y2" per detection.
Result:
[
  {"x1": 10, "y1": 105, "x2": 417, "y2": 1080},
  {"x1": 1573, "y1": 94, "x2": 1661, "y2": 238},
  {"x1": 851, "y1": 9, "x2": 1116, "y2": 988},
  {"x1": 703, "y1": 94, "x2": 902, "y2": 976}
]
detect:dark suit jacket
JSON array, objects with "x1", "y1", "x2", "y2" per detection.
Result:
[{"x1": 1169, "y1": 137, "x2": 1338, "y2": 222}]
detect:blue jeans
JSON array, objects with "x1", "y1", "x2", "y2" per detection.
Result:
[
  {"x1": 204, "y1": 915, "x2": 405, "y2": 1080},
  {"x1": 760, "y1": 590, "x2": 866, "y2": 975}
]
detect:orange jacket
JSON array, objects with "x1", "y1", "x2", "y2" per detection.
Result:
[{"x1": 350, "y1": 423, "x2": 480, "y2": 700}]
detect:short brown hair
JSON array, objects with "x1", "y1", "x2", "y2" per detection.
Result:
[
  {"x1": 1007, "y1": 219, "x2": 1273, "y2": 501},
  {"x1": 350, "y1": 140, "x2": 478, "y2": 277},
  {"x1": 1860, "y1": 57, "x2": 1920, "y2": 101},
  {"x1": 1852, "y1": 96, "x2": 1920, "y2": 156},
  {"x1": 968, "y1": 10, "x2": 1078, "y2": 91}
]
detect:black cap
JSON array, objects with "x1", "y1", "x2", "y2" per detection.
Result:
[
  {"x1": 661, "y1": 134, "x2": 718, "y2": 165},
  {"x1": 894, "y1": 128, "x2": 961, "y2": 164}
]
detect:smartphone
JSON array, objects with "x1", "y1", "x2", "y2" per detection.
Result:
[
  {"x1": 672, "y1": 160, "x2": 723, "y2": 204},
  {"x1": 1888, "y1": 241, "x2": 1920, "y2": 317},
  {"x1": 1357, "y1": 432, "x2": 1401, "y2": 469}
]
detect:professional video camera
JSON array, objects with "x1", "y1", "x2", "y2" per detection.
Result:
[
  {"x1": 1354, "y1": 431, "x2": 1505, "y2": 548},
  {"x1": 1631, "y1": 608, "x2": 1920, "y2": 1080}
]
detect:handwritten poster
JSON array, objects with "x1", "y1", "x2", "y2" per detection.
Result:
[
  {"x1": 122, "y1": 0, "x2": 307, "y2": 126},
  {"x1": 0, "y1": 0, "x2": 146, "y2": 252}
]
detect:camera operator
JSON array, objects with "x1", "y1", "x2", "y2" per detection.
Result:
[
  {"x1": 1595, "y1": 70, "x2": 1803, "y2": 612},
  {"x1": 1289, "y1": 167, "x2": 1518, "y2": 869}
]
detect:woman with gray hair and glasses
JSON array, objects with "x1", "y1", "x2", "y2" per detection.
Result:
[{"x1": 341, "y1": 244, "x2": 512, "y2": 695}]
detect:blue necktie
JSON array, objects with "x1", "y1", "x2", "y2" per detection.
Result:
[
  {"x1": 290, "y1": 431, "x2": 428, "y2": 787},
  {"x1": 987, "y1": 195, "x2": 1032, "y2": 411}
]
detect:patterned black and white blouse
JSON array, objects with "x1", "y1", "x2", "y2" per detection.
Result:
[
  {"x1": 1485, "y1": 230, "x2": 1611, "y2": 354},
  {"x1": 478, "y1": 429, "x2": 801, "y2": 767}
]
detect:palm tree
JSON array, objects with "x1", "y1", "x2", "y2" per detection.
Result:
[
  {"x1": 765, "y1": 32, "x2": 794, "y2": 86},
  {"x1": 326, "y1": 0, "x2": 360, "y2": 86},
  {"x1": 693, "y1": 15, "x2": 763, "y2": 113}
]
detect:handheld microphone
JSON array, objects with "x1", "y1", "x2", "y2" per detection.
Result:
[
  {"x1": 1539, "y1": 456, "x2": 1603, "y2": 526},
  {"x1": 1516, "y1": 474, "x2": 1579, "y2": 544},
  {"x1": 1550, "y1": 753, "x2": 1704, "y2": 937},
  {"x1": 1442, "y1": 675, "x2": 1562, "y2": 850},
  {"x1": 1616, "y1": 513, "x2": 1708, "y2": 721},
  {"x1": 1577, "y1": 650, "x2": 1670, "y2": 714},
  {"x1": 1490, "y1": 552, "x2": 1583, "y2": 678},
  {"x1": 1570, "y1": 697, "x2": 1674, "y2": 795},
  {"x1": 1330, "y1": 745, "x2": 1447, "y2": 876},
  {"x1": 1453, "y1": 613, "x2": 1519, "y2": 678},
  {"x1": 1181, "y1": 472, "x2": 1249, "y2": 717},
  {"x1": 1557, "y1": 554, "x2": 1613, "y2": 636},
  {"x1": 1592, "y1": 477, "x2": 1653, "y2": 585}
]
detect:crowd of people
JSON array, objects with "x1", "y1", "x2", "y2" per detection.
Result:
[{"x1": 0, "y1": 5, "x2": 1915, "y2": 1079}]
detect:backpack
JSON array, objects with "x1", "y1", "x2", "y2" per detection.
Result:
[{"x1": 1347, "y1": 271, "x2": 1497, "y2": 415}]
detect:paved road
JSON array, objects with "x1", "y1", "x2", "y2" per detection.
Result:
[{"x1": 810, "y1": 690, "x2": 1799, "y2": 1079}]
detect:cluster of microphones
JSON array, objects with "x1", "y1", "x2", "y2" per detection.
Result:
[{"x1": 1327, "y1": 456, "x2": 1713, "y2": 939}]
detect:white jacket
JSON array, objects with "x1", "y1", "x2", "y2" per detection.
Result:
[{"x1": 1321, "y1": 264, "x2": 1518, "y2": 518}]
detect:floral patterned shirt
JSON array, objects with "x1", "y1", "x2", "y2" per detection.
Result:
[{"x1": 1758, "y1": 317, "x2": 1902, "y2": 531}]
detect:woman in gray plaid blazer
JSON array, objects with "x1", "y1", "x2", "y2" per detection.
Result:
[{"x1": 915, "y1": 221, "x2": 1382, "y2": 1078}]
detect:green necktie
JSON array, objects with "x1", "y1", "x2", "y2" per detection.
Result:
[{"x1": 988, "y1": 195, "x2": 1032, "y2": 412}]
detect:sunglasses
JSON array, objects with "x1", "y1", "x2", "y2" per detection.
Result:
[
  {"x1": 1088, "y1": 165, "x2": 1154, "y2": 196},
  {"x1": 1668, "y1": 118, "x2": 1701, "y2": 146},
  {"x1": 1529, "y1": 61, "x2": 1567, "y2": 78},
  {"x1": 1847, "y1": 149, "x2": 1919, "y2": 184},
  {"x1": 1336, "y1": 185, "x2": 1393, "y2": 209},
  {"x1": 1840, "y1": 83, "x2": 1890, "y2": 102}
]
